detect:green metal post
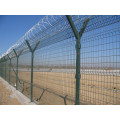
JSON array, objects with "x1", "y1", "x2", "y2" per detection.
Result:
[
  {"x1": 25, "y1": 40, "x2": 40, "y2": 102},
  {"x1": 2, "y1": 60, "x2": 4, "y2": 78},
  {"x1": 1, "y1": 60, "x2": 3, "y2": 78},
  {"x1": 5, "y1": 58, "x2": 7, "y2": 81},
  {"x1": 0, "y1": 60, "x2": 1, "y2": 76},
  {"x1": 1, "y1": 59, "x2": 2, "y2": 77},
  {"x1": 7, "y1": 54, "x2": 11, "y2": 84},
  {"x1": 16, "y1": 57, "x2": 18, "y2": 89},
  {"x1": 0, "y1": 61, "x2": 1, "y2": 76},
  {"x1": 66, "y1": 15, "x2": 80, "y2": 105},
  {"x1": 2, "y1": 59, "x2": 3, "y2": 78},
  {"x1": 13, "y1": 49, "x2": 19, "y2": 90},
  {"x1": 31, "y1": 52, "x2": 34, "y2": 102},
  {"x1": 66, "y1": 15, "x2": 89, "y2": 105},
  {"x1": 4, "y1": 57, "x2": 6, "y2": 80},
  {"x1": 5, "y1": 61, "x2": 6, "y2": 80},
  {"x1": 9, "y1": 59, "x2": 11, "y2": 84},
  {"x1": 3, "y1": 60, "x2": 5, "y2": 78},
  {"x1": 0, "y1": 60, "x2": 2, "y2": 76}
]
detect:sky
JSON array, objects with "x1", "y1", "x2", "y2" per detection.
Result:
[
  {"x1": 0, "y1": 15, "x2": 119, "y2": 69},
  {"x1": 0, "y1": 15, "x2": 45, "y2": 56}
]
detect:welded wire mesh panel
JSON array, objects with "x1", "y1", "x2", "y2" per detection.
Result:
[
  {"x1": 0, "y1": 62, "x2": 2, "y2": 77},
  {"x1": 18, "y1": 52, "x2": 31, "y2": 98},
  {"x1": 1, "y1": 62, "x2": 4, "y2": 77},
  {"x1": 0, "y1": 62, "x2": 3, "y2": 78},
  {"x1": 0, "y1": 62, "x2": 2, "y2": 76},
  {"x1": 75, "y1": 15, "x2": 120, "y2": 105},
  {"x1": 1, "y1": 62, "x2": 5, "y2": 79},
  {"x1": 33, "y1": 37, "x2": 76, "y2": 105},
  {"x1": 6, "y1": 59, "x2": 10, "y2": 82},
  {"x1": 0, "y1": 15, "x2": 120, "y2": 105},
  {"x1": 27, "y1": 16, "x2": 77, "y2": 105},
  {"x1": 10, "y1": 57, "x2": 17, "y2": 87}
]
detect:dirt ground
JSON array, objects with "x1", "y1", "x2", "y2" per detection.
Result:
[
  {"x1": 0, "y1": 80, "x2": 21, "y2": 105},
  {"x1": 7, "y1": 71, "x2": 120, "y2": 105}
]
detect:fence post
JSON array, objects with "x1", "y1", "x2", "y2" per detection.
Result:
[
  {"x1": 13, "y1": 49, "x2": 23, "y2": 90},
  {"x1": 66, "y1": 15, "x2": 89, "y2": 105},
  {"x1": 9, "y1": 58, "x2": 11, "y2": 84},
  {"x1": 3, "y1": 56, "x2": 6, "y2": 80},
  {"x1": 7, "y1": 54, "x2": 11, "y2": 84},
  {"x1": 2, "y1": 58, "x2": 4, "y2": 78},
  {"x1": 25, "y1": 40, "x2": 40, "y2": 102},
  {"x1": 2, "y1": 59, "x2": 4, "y2": 78},
  {"x1": 1, "y1": 59, "x2": 3, "y2": 77},
  {"x1": 13, "y1": 49, "x2": 18, "y2": 90},
  {"x1": 0, "y1": 60, "x2": 1, "y2": 77},
  {"x1": 1, "y1": 59, "x2": 3, "y2": 78}
]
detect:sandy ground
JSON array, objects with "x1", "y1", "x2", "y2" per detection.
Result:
[
  {"x1": 0, "y1": 80, "x2": 21, "y2": 105},
  {"x1": 6, "y1": 71, "x2": 120, "y2": 105}
]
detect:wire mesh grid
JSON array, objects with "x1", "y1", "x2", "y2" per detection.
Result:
[
  {"x1": 17, "y1": 52, "x2": 31, "y2": 98},
  {"x1": 0, "y1": 62, "x2": 4, "y2": 78},
  {"x1": 0, "y1": 15, "x2": 120, "y2": 105},
  {"x1": 6, "y1": 59, "x2": 10, "y2": 82},
  {"x1": 10, "y1": 57, "x2": 17, "y2": 87},
  {"x1": 78, "y1": 16, "x2": 120, "y2": 105},
  {"x1": 1, "y1": 62, "x2": 5, "y2": 79},
  {"x1": 33, "y1": 37, "x2": 76, "y2": 104}
]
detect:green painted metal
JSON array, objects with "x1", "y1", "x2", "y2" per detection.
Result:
[
  {"x1": 0, "y1": 60, "x2": 1, "y2": 76},
  {"x1": 16, "y1": 57, "x2": 18, "y2": 89},
  {"x1": 7, "y1": 54, "x2": 11, "y2": 84},
  {"x1": 1, "y1": 60, "x2": 2, "y2": 77},
  {"x1": 13, "y1": 49, "x2": 19, "y2": 90},
  {"x1": 1, "y1": 61, "x2": 3, "y2": 77},
  {"x1": 1, "y1": 62, "x2": 2, "y2": 77},
  {"x1": 8, "y1": 56, "x2": 17, "y2": 77},
  {"x1": 66, "y1": 16, "x2": 79, "y2": 39},
  {"x1": 25, "y1": 40, "x2": 33, "y2": 52},
  {"x1": 5, "y1": 58, "x2": 7, "y2": 81},
  {"x1": 9, "y1": 59, "x2": 11, "y2": 84},
  {"x1": 31, "y1": 52, "x2": 34, "y2": 102},
  {"x1": 4, "y1": 57, "x2": 6, "y2": 80},
  {"x1": 7, "y1": 55, "x2": 11, "y2": 84},
  {"x1": 66, "y1": 15, "x2": 89, "y2": 105},
  {"x1": 2, "y1": 58, "x2": 4, "y2": 78},
  {"x1": 33, "y1": 41, "x2": 40, "y2": 52},
  {"x1": 13, "y1": 49, "x2": 18, "y2": 57},
  {"x1": 79, "y1": 18, "x2": 89, "y2": 37},
  {"x1": 8, "y1": 56, "x2": 22, "y2": 85},
  {"x1": 13, "y1": 49, "x2": 23, "y2": 90},
  {"x1": 25, "y1": 40, "x2": 40, "y2": 102}
]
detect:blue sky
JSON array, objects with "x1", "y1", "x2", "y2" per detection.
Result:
[
  {"x1": 0, "y1": 15, "x2": 119, "y2": 69},
  {"x1": 0, "y1": 15, "x2": 44, "y2": 56}
]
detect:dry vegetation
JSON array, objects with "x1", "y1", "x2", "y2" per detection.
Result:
[
  {"x1": 0, "y1": 79, "x2": 21, "y2": 105},
  {"x1": 9, "y1": 71, "x2": 120, "y2": 105}
]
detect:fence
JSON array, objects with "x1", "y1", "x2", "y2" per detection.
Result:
[{"x1": 0, "y1": 15, "x2": 120, "y2": 105}]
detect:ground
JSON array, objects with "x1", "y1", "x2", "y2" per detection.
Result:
[
  {"x1": 0, "y1": 79, "x2": 21, "y2": 105},
  {"x1": 9, "y1": 71, "x2": 120, "y2": 105}
]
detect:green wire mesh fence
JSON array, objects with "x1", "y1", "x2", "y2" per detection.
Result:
[{"x1": 0, "y1": 15, "x2": 120, "y2": 105}]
